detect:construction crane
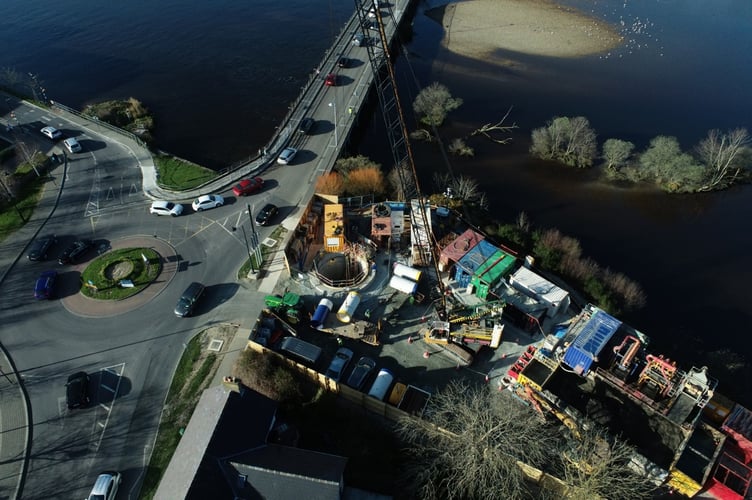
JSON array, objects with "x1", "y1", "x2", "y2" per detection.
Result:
[{"x1": 352, "y1": 0, "x2": 447, "y2": 318}]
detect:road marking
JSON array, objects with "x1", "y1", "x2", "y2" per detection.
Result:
[{"x1": 89, "y1": 362, "x2": 125, "y2": 452}]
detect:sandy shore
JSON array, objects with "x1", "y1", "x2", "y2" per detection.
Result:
[{"x1": 440, "y1": 0, "x2": 622, "y2": 60}]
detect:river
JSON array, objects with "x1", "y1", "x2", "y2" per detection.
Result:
[{"x1": 2, "y1": 0, "x2": 751, "y2": 402}]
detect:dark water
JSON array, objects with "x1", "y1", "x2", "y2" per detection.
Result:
[{"x1": 2, "y1": 0, "x2": 751, "y2": 400}]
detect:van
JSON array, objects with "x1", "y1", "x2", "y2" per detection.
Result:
[
  {"x1": 279, "y1": 337, "x2": 322, "y2": 366},
  {"x1": 367, "y1": 368, "x2": 394, "y2": 401}
]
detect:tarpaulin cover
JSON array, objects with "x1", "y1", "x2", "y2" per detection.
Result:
[{"x1": 562, "y1": 309, "x2": 622, "y2": 375}]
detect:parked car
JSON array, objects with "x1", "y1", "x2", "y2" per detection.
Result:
[
  {"x1": 63, "y1": 137, "x2": 82, "y2": 153},
  {"x1": 192, "y1": 194, "x2": 224, "y2": 212},
  {"x1": 174, "y1": 282, "x2": 205, "y2": 317},
  {"x1": 86, "y1": 471, "x2": 121, "y2": 500},
  {"x1": 324, "y1": 73, "x2": 337, "y2": 87},
  {"x1": 367, "y1": 368, "x2": 394, "y2": 401},
  {"x1": 276, "y1": 147, "x2": 298, "y2": 165},
  {"x1": 255, "y1": 203, "x2": 279, "y2": 226},
  {"x1": 346, "y1": 356, "x2": 376, "y2": 390},
  {"x1": 325, "y1": 347, "x2": 354, "y2": 382},
  {"x1": 66, "y1": 371, "x2": 90, "y2": 409},
  {"x1": 298, "y1": 117, "x2": 315, "y2": 135},
  {"x1": 27, "y1": 234, "x2": 56, "y2": 261},
  {"x1": 40, "y1": 126, "x2": 62, "y2": 140},
  {"x1": 34, "y1": 270, "x2": 57, "y2": 300},
  {"x1": 232, "y1": 177, "x2": 264, "y2": 196},
  {"x1": 150, "y1": 200, "x2": 184, "y2": 217},
  {"x1": 337, "y1": 57, "x2": 351, "y2": 68},
  {"x1": 58, "y1": 239, "x2": 93, "y2": 265}
]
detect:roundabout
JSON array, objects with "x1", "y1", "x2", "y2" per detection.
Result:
[{"x1": 61, "y1": 235, "x2": 180, "y2": 318}]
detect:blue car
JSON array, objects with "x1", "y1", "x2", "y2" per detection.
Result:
[{"x1": 34, "y1": 270, "x2": 57, "y2": 300}]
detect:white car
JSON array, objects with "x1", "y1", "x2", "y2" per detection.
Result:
[
  {"x1": 40, "y1": 126, "x2": 63, "y2": 140},
  {"x1": 192, "y1": 194, "x2": 224, "y2": 212},
  {"x1": 63, "y1": 137, "x2": 81, "y2": 153},
  {"x1": 277, "y1": 147, "x2": 298, "y2": 165},
  {"x1": 150, "y1": 200, "x2": 184, "y2": 217},
  {"x1": 86, "y1": 471, "x2": 121, "y2": 500}
]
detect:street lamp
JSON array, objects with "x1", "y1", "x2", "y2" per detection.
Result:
[{"x1": 328, "y1": 101, "x2": 337, "y2": 148}]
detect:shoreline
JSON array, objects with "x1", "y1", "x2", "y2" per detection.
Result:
[{"x1": 438, "y1": 0, "x2": 622, "y2": 61}]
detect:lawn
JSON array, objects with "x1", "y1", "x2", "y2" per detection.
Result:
[
  {"x1": 237, "y1": 226, "x2": 287, "y2": 279},
  {"x1": 0, "y1": 177, "x2": 46, "y2": 243},
  {"x1": 154, "y1": 155, "x2": 217, "y2": 191},
  {"x1": 80, "y1": 247, "x2": 161, "y2": 300}
]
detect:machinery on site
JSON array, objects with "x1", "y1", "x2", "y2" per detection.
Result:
[{"x1": 264, "y1": 292, "x2": 305, "y2": 324}]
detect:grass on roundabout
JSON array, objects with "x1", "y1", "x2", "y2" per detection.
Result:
[{"x1": 80, "y1": 247, "x2": 162, "y2": 300}]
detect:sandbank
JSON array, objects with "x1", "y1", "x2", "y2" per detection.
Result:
[{"x1": 440, "y1": 0, "x2": 622, "y2": 60}]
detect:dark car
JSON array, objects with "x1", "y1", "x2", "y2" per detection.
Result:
[
  {"x1": 174, "y1": 282, "x2": 205, "y2": 317},
  {"x1": 337, "y1": 57, "x2": 350, "y2": 68},
  {"x1": 298, "y1": 117, "x2": 315, "y2": 135},
  {"x1": 34, "y1": 270, "x2": 57, "y2": 300},
  {"x1": 27, "y1": 235, "x2": 56, "y2": 261},
  {"x1": 255, "y1": 203, "x2": 279, "y2": 226},
  {"x1": 58, "y1": 239, "x2": 93, "y2": 265},
  {"x1": 346, "y1": 356, "x2": 377, "y2": 390},
  {"x1": 232, "y1": 177, "x2": 264, "y2": 196},
  {"x1": 66, "y1": 371, "x2": 90, "y2": 409}
]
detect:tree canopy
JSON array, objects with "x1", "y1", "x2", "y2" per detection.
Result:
[{"x1": 413, "y1": 82, "x2": 463, "y2": 128}]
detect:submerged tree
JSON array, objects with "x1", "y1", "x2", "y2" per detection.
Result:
[
  {"x1": 602, "y1": 138, "x2": 635, "y2": 171},
  {"x1": 530, "y1": 116, "x2": 597, "y2": 168},
  {"x1": 396, "y1": 381, "x2": 555, "y2": 499},
  {"x1": 638, "y1": 136, "x2": 705, "y2": 192},
  {"x1": 695, "y1": 127, "x2": 751, "y2": 191},
  {"x1": 413, "y1": 82, "x2": 463, "y2": 128}
]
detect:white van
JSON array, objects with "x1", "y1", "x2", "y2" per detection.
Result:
[{"x1": 367, "y1": 368, "x2": 394, "y2": 401}]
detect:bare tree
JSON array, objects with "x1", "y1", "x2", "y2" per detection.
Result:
[
  {"x1": 470, "y1": 106, "x2": 518, "y2": 144},
  {"x1": 696, "y1": 127, "x2": 751, "y2": 191},
  {"x1": 530, "y1": 116, "x2": 598, "y2": 168},
  {"x1": 448, "y1": 137, "x2": 474, "y2": 156},
  {"x1": 602, "y1": 138, "x2": 635, "y2": 171},
  {"x1": 555, "y1": 426, "x2": 657, "y2": 500},
  {"x1": 450, "y1": 175, "x2": 481, "y2": 202},
  {"x1": 387, "y1": 164, "x2": 414, "y2": 201},
  {"x1": 413, "y1": 82, "x2": 463, "y2": 128},
  {"x1": 397, "y1": 381, "x2": 556, "y2": 499}
]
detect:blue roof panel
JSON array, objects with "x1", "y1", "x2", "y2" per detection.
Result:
[
  {"x1": 457, "y1": 240, "x2": 498, "y2": 275},
  {"x1": 563, "y1": 309, "x2": 622, "y2": 375}
]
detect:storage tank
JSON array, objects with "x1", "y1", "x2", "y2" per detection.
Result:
[
  {"x1": 336, "y1": 291, "x2": 360, "y2": 323},
  {"x1": 310, "y1": 298, "x2": 333, "y2": 328},
  {"x1": 392, "y1": 262, "x2": 422, "y2": 282},
  {"x1": 388, "y1": 275, "x2": 418, "y2": 295}
]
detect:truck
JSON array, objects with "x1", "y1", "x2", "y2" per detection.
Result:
[{"x1": 264, "y1": 292, "x2": 304, "y2": 324}]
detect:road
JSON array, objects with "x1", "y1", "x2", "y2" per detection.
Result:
[{"x1": 0, "y1": 3, "x2": 407, "y2": 496}]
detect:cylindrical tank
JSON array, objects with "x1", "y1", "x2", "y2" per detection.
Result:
[
  {"x1": 310, "y1": 298, "x2": 333, "y2": 328},
  {"x1": 393, "y1": 262, "x2": 422, "y2": 281},
  {"x1": 388, "y1": 275, "x2": 418, "y2": 295},
  {"x1": 336, "y1": 291, "x2": 360, "y2": 323}
]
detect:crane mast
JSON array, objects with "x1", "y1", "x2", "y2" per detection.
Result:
[{"x1": 353, "y1": 0, "x2": 447, "y2": 317}]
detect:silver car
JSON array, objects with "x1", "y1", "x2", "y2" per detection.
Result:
[
  {"x1": 191, "y1": 194, "x2": 224, "y2": 212},
  {"x1": 150, "y1": 200, "x2": 184, "y2": 217},
  {"x1": 277, "y1": 147, "x2": 298, "y2": 165},
  {"x1": 325, "y1": 347, "x2": 354, "y2": 382}
]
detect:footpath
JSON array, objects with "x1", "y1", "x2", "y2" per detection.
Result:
[{"x1": 0, "y1": 98, "x2": 288, "y2": 499}]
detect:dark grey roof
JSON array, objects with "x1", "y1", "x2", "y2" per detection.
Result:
[{"x1": 222, "y1": 444, "x2": 347, "y2": 500}]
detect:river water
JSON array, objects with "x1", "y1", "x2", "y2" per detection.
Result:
[{"x1": 2, "y1": 0, "x2": 751, "y2": 401}]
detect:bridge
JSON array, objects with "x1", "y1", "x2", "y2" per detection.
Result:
[{"x1": 50, "y1": 0, "x2": 416, "y2": 202}]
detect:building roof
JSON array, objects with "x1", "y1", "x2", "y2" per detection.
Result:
[
  {"x1": 470, "y1": 249, "x2": 516, "y2": 286},
  {"x1": 509, "y1": 266, "x2": 569, "y2": 305},
  {"x1": 157, "y1": 387, "x2": 278, "y2": 500},
  {"x1": 562, "y1": 308, "x2": 622, "y2": 375},
  {"x1": 221, "y1": 444, "x2": 348, "y2": 500},
  {"x1": 457, "y1": 239, "x2": 498, "y2": 275},
  {"x1": 439, "y1": 228, "x2": 484, "y2": 265}
]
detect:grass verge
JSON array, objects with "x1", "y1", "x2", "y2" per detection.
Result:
[
  {"x1": 237, "y1": 226, "x2": 287, "y2": 279},
  {"x1": 80, "y1": 247, "x2": 161, "y2": 300},
  {"x1": 140, "y1": 329, "x2": 227, "y2": 500},
  {"x1": 154, "y1": 155, "x2": 217, "y2": 191},
  {"x1": 0, "y1": 176, "x2": 47, "y2": 243}
]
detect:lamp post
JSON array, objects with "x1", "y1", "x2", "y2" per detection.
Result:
[{"x1": 328, "y1": 101, "x2": 337, "y2": 148}]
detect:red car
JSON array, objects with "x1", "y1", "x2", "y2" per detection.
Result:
[
  {"x1": 324, "y1": 73, "x2": 337, "y2": 86},
  {"x1": 232, "y1": 177, "x2": 264, "y2": 196}
]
